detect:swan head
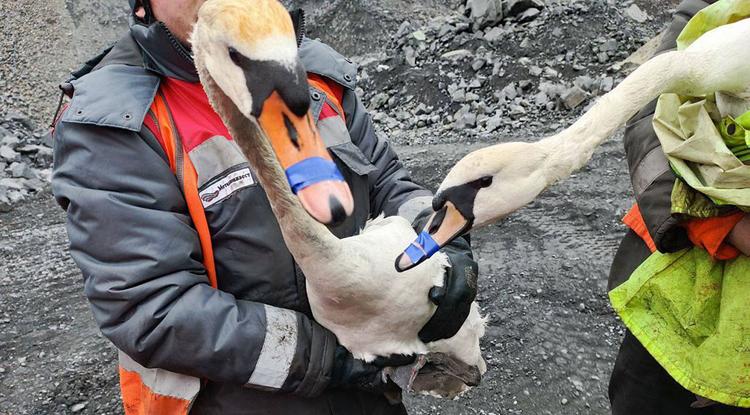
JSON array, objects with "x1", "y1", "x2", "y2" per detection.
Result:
[
  {"x1": 191, "y1": 0, "x2": 354, "y2": 226},
  {"x1": 396, "y1": 141, "x2": 548, "y2": 271}
]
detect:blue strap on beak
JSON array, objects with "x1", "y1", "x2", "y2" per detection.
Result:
[
  {"x1": 285, "y1": 157, "x2": 345, "y2": 194},
  {"x1": 404, "y1": 231, "x2": 441, "y2": 265}
]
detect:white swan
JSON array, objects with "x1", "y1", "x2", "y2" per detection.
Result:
[
  {"x1": 397, "y1": 17, "x2": 750, "y2": 271},
  {"x1": 190, "y1": 0, "x2": 486, "y2": 397}
]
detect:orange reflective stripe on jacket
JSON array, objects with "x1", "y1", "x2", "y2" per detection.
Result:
[
  {"x1": 149, "y1": 92, "x2": 218, "y2": 289},
  {"x1": 119, "y1": 351, "x2": 201, "y2": 415},
  {"x1": 149, "y1": 93, "x2": 179, "y2": 175},
  {"x1": 181, "y1": 146, "x2": 219, "y2": 288},
  {"x1": 120, "y1": 370, "x2": 192, "y2": 415},
  {"x1": 623, "y1": 204, "x2": 657, "y2": 253}
]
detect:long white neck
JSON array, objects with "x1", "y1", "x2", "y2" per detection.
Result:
[
  {"x1": 540, "y1": 50, "x2": 685, "y2": 184},
  {"x1": 199, "y1": 69, "x2": 341, "y2": 263}
]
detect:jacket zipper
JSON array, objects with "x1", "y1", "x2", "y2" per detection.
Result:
[
  {"x1": 292, "y1": 9, "x2": 306, "y2": 47},
  {"x1": 161, "y1": 22, "x2": 194, "y2": 63}
]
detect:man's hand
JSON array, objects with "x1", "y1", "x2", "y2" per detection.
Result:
[
  {"x1": 412, "y1": 208, "x2": 479, "y2": 343},
  {"x1": 728, "y1": 214, "x2": 750, "y2": 256},
  {"x1": 328, "y1": 345, "x2": 414, "y2": 395}
]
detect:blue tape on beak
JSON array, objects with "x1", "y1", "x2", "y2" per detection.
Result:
[
  {"x1": 404, "y1": 231, "x2": 441, "y2": 265},
  {"x1": 285, "y1": 157, "x2": 345, "y2": 194}
]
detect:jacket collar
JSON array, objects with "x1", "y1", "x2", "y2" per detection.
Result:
[{"x1": 129, "y1": 17, "x2": 200, "y2": 82}]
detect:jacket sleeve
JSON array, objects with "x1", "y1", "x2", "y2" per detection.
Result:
[
  {"x1": 683, "y1": 212, "x2": 745, "y2": 260},
  {"x1": 623, "y1": 0, "x2": 716, "y2": 253},
  {"x1": 52, "y1": 120, "x2": 336, "y2": 397},
  {"x1": 341, "y1": 88, "x2": 433, "y2": 222}
]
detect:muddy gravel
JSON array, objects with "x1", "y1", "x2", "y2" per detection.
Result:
[{"x1": 1, "y1": 0, "x2": 678, "y2": 414}]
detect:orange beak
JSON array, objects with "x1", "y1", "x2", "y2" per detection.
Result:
[
  {"x1": 258, "y1": 91, "x2": 354, "y2": 226},
  {"x1": 395, "y1": 201, "x2": 471, "y2": 272}
]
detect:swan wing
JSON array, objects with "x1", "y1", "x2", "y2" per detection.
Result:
[{"x1": 304, "y1": 215, "x2": 451, "y2": 360}]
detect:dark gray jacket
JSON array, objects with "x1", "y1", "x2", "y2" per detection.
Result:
[
  {"x1": 609, "y1": 0, "x2": 716, "y2": 290},
  {"x1": 52, "y1": 17, "x2": 430, "y2": 414}
]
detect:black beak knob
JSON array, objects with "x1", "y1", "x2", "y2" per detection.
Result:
[{"x1": 432, "y1": 193, "x2": 447, "y2": 211}]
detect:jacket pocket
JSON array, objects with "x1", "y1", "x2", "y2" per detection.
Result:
[
  {"x1": 188, "y1": 136, "x2": 249, "y2": 188},
  {"x1": 312, "y1": 92, "x2": 375, "y2": 235},
  {"x1": 311, "y1": 90, "x2": 377, "y2": 177},
  {"x1": 328, "y1": 142, "x2": 377, "y2": 176}
]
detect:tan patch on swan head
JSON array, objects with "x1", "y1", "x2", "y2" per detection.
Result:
[
  {"x1": 191, "y1": 0, "x2": 299, "y2": 117},
  {"x1": 193, "y1": 0, "x2": 298, "y2": 64}
]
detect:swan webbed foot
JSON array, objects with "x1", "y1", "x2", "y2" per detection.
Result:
[{"x1": 383, "y1": 353, "x2": 482, "y2": 399}]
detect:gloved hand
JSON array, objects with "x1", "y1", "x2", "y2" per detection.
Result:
[
  {"x1": 411, "y1": 207, "x2": 479, "y2": 343},
  {"x1": 328, "y1": 345, "x2": 415, "y2": 395}
]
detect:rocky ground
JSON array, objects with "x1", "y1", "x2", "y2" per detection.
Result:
[
  {"x1": 1, "y1": 0, "x2": 681, "y2": 413},
  {"x1": 0, "y1": 0, "x2": 128, "y2": 213}
]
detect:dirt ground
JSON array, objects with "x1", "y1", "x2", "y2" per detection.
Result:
[
  {"x1": 0, "y1": 136, "x2": 631, "y2": 415},
  {"x1": 0, "y1": 0, "x2": 678, "y2": 414}
]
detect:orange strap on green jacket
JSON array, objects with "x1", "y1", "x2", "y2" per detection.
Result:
[
  {"x1": 623, "y1": 203, "x2": 743, "y2": 260},
  {"x1": 682, "y1": 212, "x2": 744, "y2": 260}
]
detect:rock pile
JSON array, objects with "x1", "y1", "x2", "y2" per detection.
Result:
[
  {"x1": 467, "y1": 0, "x2": 546, "y2": 29},
  {"x1": 0, "y1": 111, "x2": 53, "y2": 212},
  {"x1": 351, "y1": 0, "x2": 664, "y2": 144}
]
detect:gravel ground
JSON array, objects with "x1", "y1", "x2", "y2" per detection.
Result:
[
  {"x1": 0, "y1": 0, "x2": 678, "y2": 414},
  {"x1": 0, "y1": 0, "x2": 128, "y2": 125},
  {"x1": 400, "y1": 134, "x2": 631, "y2": 415}
]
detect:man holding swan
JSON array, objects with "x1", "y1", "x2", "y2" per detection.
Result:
[
  {"x1": 49, "y1": 0, "x2": 750, "y2": 413},
  {"x1": 50, "y1": 0, "x2": 478, "y2": 413}
]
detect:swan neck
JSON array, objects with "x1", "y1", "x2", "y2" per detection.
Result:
[
  {"x1": 541, "y1": 51, "x2": 683, "y2": 182},
  {"x1": 199, "y1": 72, "x2": 340, "y2": 259}
]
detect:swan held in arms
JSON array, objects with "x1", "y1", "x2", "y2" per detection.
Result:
[
  {"x1": 189, "y1": 0, "x2": 486, "y2": 397},
  {"x1": 396, "y1": 17, "x2": 750, "y2": 271}
]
